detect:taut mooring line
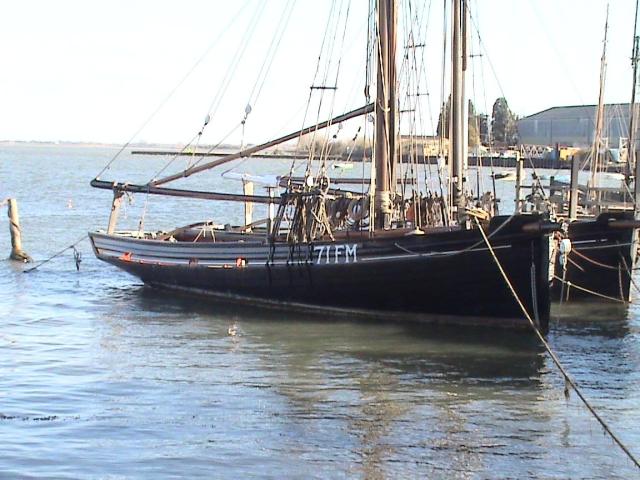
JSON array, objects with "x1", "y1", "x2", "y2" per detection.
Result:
[
  {"x1": 24, "y1": 234, "x2": 88, "y2": 273},
  {"x1": 474, "y1": 217, "x2": 640, "y2": 470}
]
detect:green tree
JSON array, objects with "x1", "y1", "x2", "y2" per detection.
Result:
[
  {"x1": 491, "y1": 97, "x2": 519, "y2": 144},
  {"x1": 436, "y1": 96, "x2": 451, "y2": 138},
  {"x1": 477, "y1": 114, "x2": 489, "y2": 145},
  {"x1": 467, "y1": 100, "x2": 481, "y2": 147},
  {"x1": 437, "y1": 96, "x2": 482, "y2": 147}
]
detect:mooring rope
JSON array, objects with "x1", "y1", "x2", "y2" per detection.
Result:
[
  {"x1": 23, "y1": 234, "x2": 88, "y2": 274},
  {"x1": 394, "y1": 212, "x2": 517, "y2": 257},
  {"x1": 620, "y1": 254, "x2": 640, "y2": 296},
  {"x1": 552, "y1": 275, "x2": 628, "y2": 304},
  {"x1": 571, "y1": 248, "x2": 619, "y2": 271},
  {"x1": 473, "y1": 217, "x2": 640, "y2": 469}
]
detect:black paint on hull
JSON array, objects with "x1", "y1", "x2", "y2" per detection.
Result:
[
  {"x1": 90, "y1": 215, "x2": 553, "y2": 333},
  {"x1": 552, "y1": 212, "x2": 637, "y2": 303}
]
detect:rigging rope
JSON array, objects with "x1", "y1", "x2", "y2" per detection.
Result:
[
  {"x1": 151, "y1": 1, "x2": 267, "y2": 186},
  {"x1": 202, "y1": 3, "x2": 266, "y2": 132},
  {"x1": 309, "y1": 0, "x2": 348, "y2": 177},
  {"x1": 620, "y1": 253, "x2": 640, "y2": 296},
  {"x1": 285, "y1": 0, "x2": 339, "y2": 186},
  {"x1": 394, "y1": 212, "x2": 516, "y2": 257},
  {"x1": 467, "y1": 6, "x2": 549, "y2": 211},
  {"x1": 245, "y1": 0, "x2": 297, "y2": 121},
  {"x1": 474, "y1": 216, "x2": 640, "y2": 469},
  {"x1": 93, "y1": 0, "x2": 253, "y2": 180},
  {"x1": 149, "y1": 122, "x2": 243, "y2": 182}
]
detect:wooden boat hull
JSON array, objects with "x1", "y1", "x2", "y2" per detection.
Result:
[
  {"x1": 89, "y1": 215, "x2": 554, "y2": 332},
  {"x1": 552, "y1": 212, "x2": 638, "y2": 303}
]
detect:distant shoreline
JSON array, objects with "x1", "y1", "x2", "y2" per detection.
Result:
[{"x1": 0, "y1": 140, "x2": 233, "y2": 150}]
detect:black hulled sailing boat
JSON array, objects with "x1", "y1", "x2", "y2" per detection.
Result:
[
  {"x1": 89, "y1": 0, "x2": 558, "y2": 332},
  {"x1": 547, "y1": 5, "x2": 640, "y2": 303}
]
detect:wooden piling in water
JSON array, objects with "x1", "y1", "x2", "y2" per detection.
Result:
[{"x1": 6, "y1": 198, "x2": 32, "y2": 262}]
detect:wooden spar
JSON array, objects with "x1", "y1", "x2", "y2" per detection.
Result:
[
  {"x1": 267, "y1": 187, "x2": 276, "y2": 235},
  {"x1": 131, "y1": 150, "x2": 342, "y2": 159},
  {"x1": 514, "y1": 153, "x2": 524, "y2": 213},
  {"x1": 281, "y1": 176, "x2": 416, "y2": 185},
  {"x1": 243, "y1": 181, "x2": 254, "y2": 230},
  {"x1": 107, "y1": 190, "x2": 124, "y2": 234},
  {"x1": 373, "y1": 0, "x2": 394, "y2": 229},
  {"x1": 461, "y1": 0, "x2": 469, "y2": 160},
  {"x1": 91, "y1": 179, "x2": 367, "y2": 204},
  {"x1": 450, "y1": 0, "x2": 468, "y2": 226},
  {"x1": 568, "y1": 154, "x2": 580, "y2": 221},
  {"x1": 627, "y1": 0, "x2": 640, "y2": 183},
  {"x1": 633, "y1": 146, "x2": 640, "y2": 267},
  {"x1": 388, "y1": 0, "x2": 398, "y2": 191},
  {"x1": 627, "y1": 3, "x2": 639, "y2": 267},
  {"x1": 7, "y1": 199, "x2": 32, "y2": 262},
  {"x1": 91, "y1": 179, "x2": 278, "y2": 204},
  {"x1": 144, "y1": 103, "x2": 374, "y2": 187},
  {"x1": 590, "y1": 7, "x2": 609, "y2": 190}
]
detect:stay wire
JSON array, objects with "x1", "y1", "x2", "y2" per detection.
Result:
[
  {"x1": 150, "y1": 122, "x2": 243, "y2": 181},
  {"x1": 151, "y1": 3, "x2": 268, "y2": 185},
  {"x1": 202, "y1": 3, "x2": 266, "y2": 124},
  {"x1": 93, "y1": 0, "x2": 252, "y2": 180},
  {"x1": 467, "y1": 7, "x2": 548, "y2": 198},
  {"x1": 318, "y1": 0, "x2": 352, "y2": 175},
  {"x1": 246, "y1": 0, "x2": 297, "y2": 115},
  {"x1": 311, "y1": 0, "x2": 345, "y2": 172},
  {"x1": 286, "y1": 0, "x2": 339, "y2": 184}
]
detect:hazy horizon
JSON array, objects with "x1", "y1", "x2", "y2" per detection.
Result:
[{"x1": 1, "y1": 0, "x2": 637, "y2": 146}]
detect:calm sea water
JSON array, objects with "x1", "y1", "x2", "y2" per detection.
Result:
[{"x1": 1, "y1": 144, "x2": 639, "y2": 479}]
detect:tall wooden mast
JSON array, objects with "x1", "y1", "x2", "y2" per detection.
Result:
[
  {"x1": 631, "y1": 0, "x2": 640, "y2": 267},
  {"x1": 374, "y1": 0, "x2": 397, "y2": 229},
  {"x1": 627, "y1": 0, "x2": 640, "y2": 183},
  {"x1": 449, "y1": 0, "x2": 468, "y2": 226},
  {"x1": 590, "y1": 7, "x2": 609, "y2": 191}
]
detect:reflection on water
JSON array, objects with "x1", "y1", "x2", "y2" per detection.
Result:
[{"x1": 1, "y1": 146, "x2": 639, "y2": 478}]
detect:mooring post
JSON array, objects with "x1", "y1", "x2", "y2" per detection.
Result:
[
  {"x1": 7, "y1": 198, "x2": 32, "y2": 262},
  {"x1": 107, "y1": 190, "x2": 125, "y2": 235}
]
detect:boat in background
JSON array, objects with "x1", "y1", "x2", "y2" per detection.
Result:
[
  {"x1": 552, "y1": 211, "x2": 639, "y2": 303},
  {"x1": 518, "y1": 6, "x2": 640, "y2": 304},
  {"x1": 493, "y1": 171, "x2": 516, "y2": 181}
]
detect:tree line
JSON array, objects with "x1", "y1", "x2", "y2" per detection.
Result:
[
  {"x1": 437, "y1": 96, "x2": 519, "y2": 146},
  {"x1": 295, "y1": 96, "x2": 520, "y2": 158}
]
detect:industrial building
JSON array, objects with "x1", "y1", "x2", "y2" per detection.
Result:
[{"x1": 517, "y1": 103, "x2": 631, "y2": 148}]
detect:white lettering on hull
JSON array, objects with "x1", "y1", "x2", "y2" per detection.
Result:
[{"x1": 313, "y1": 244, "x2": 358, "y2": 264}]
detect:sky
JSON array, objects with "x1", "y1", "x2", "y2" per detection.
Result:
[{"x1": 0, "y1": 0, "x2": 637, "y2": 145}]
